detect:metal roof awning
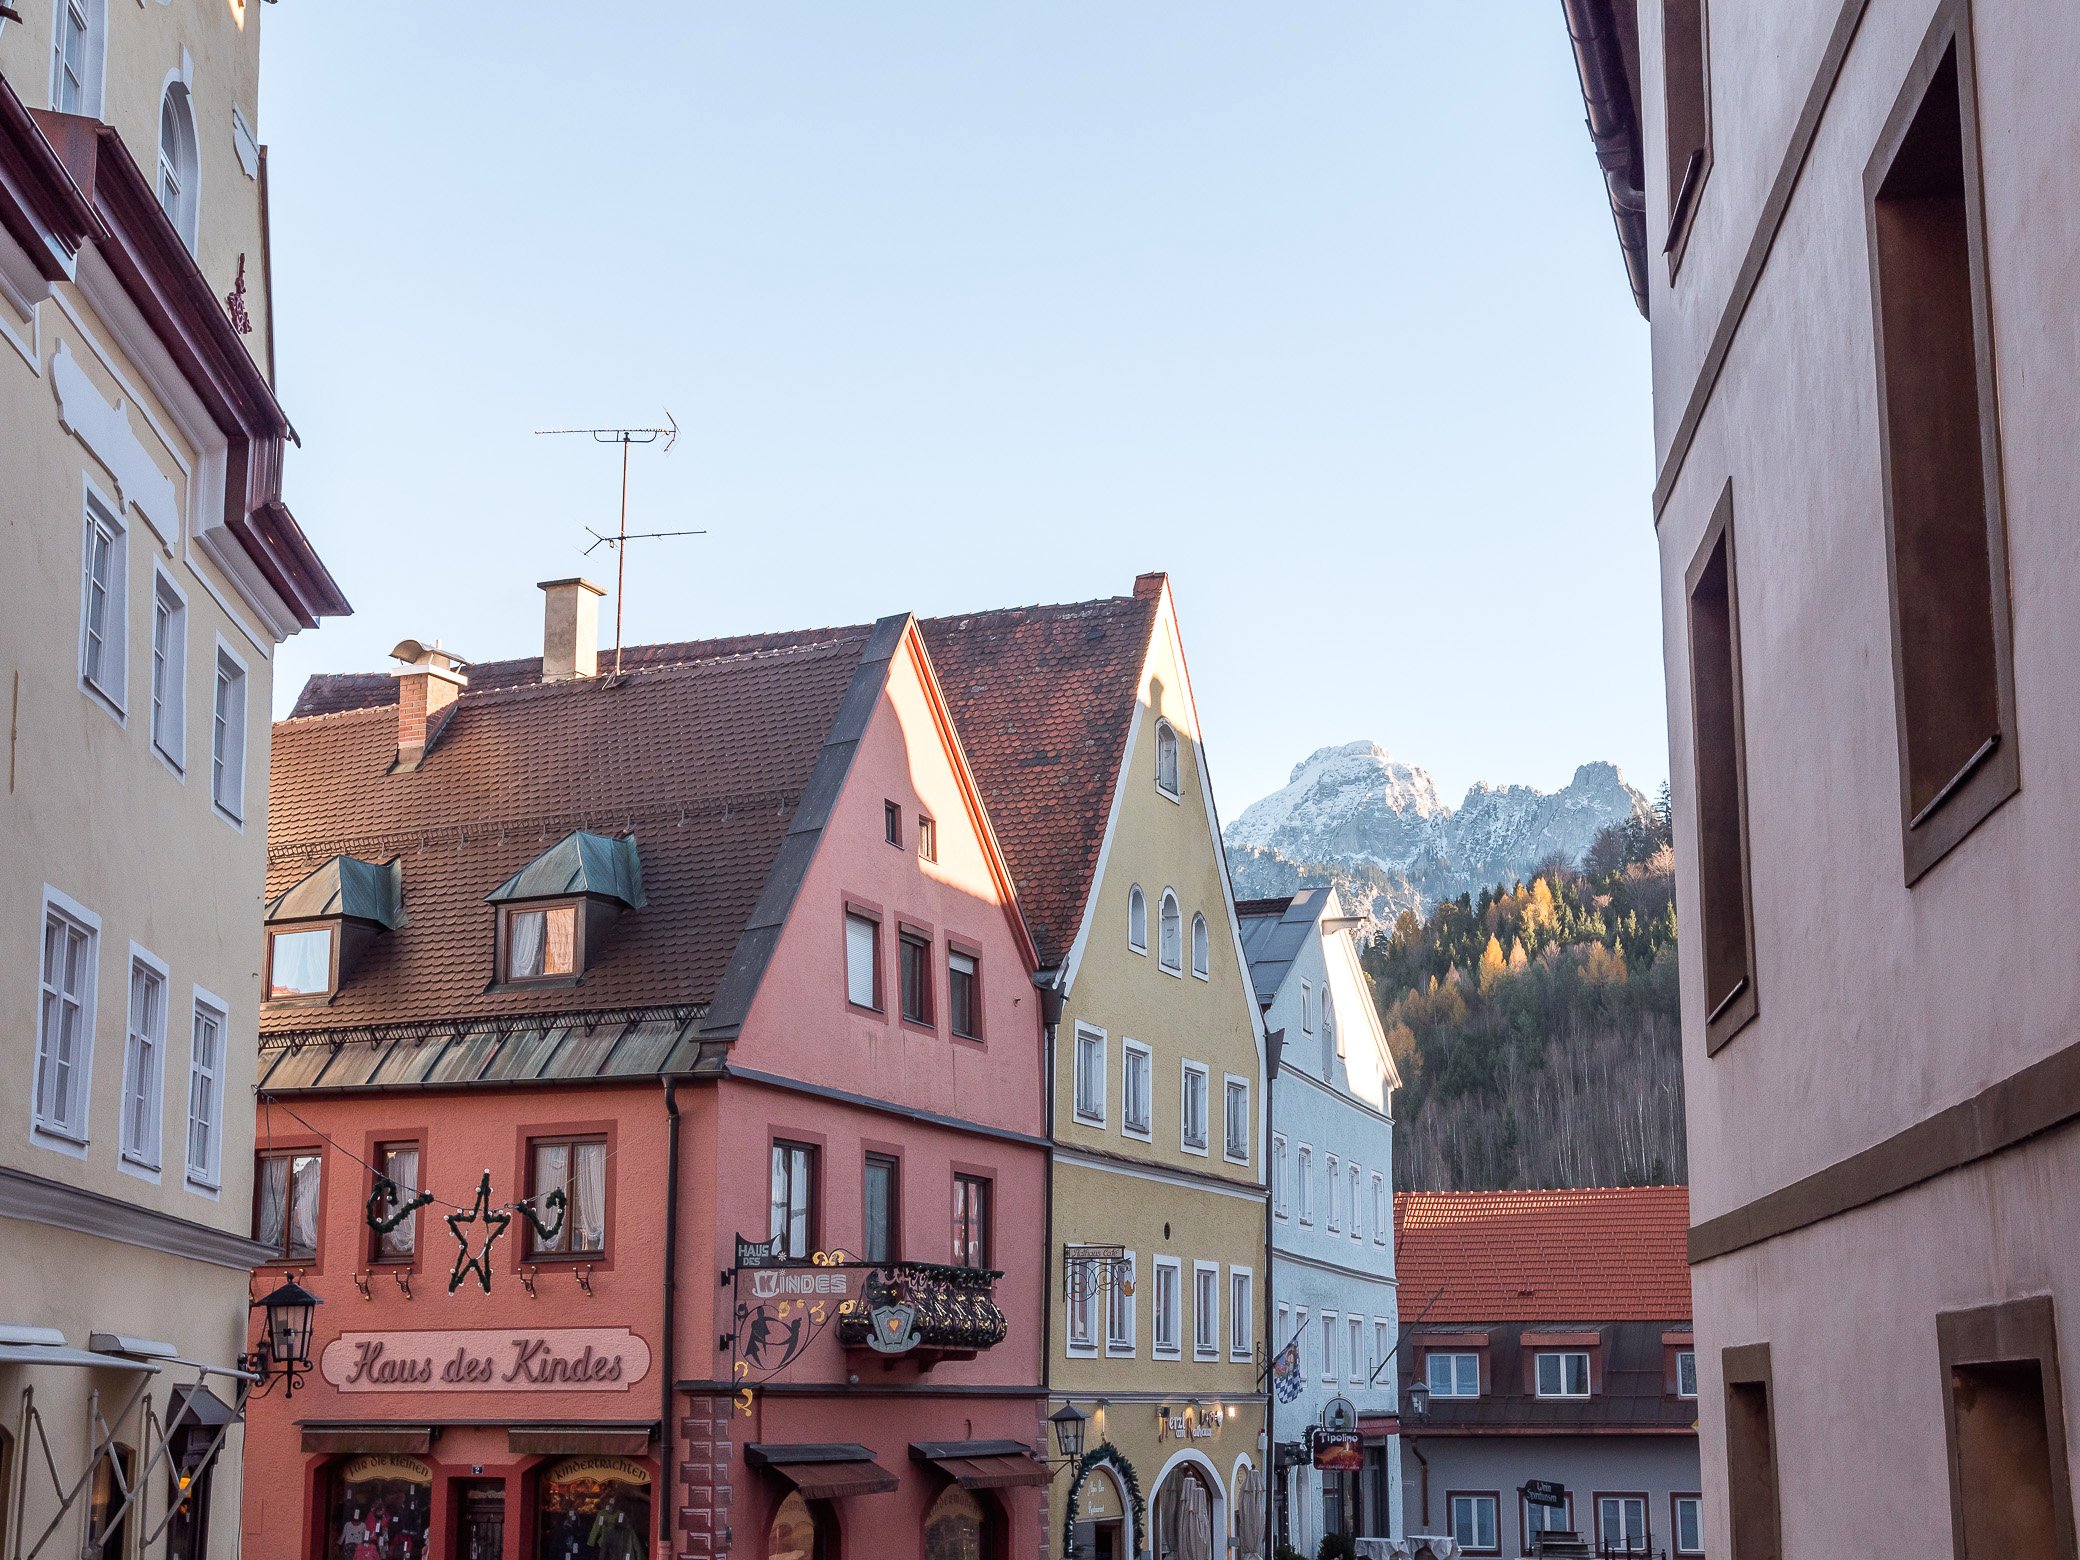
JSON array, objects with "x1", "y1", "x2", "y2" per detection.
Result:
[
  {"x1": 746, "y1": 1443, "x2": 898, "y2": 1500},
  {"x1": 909, "y1": 1440, "x2": 1050, "y2": 1490},
  {"x1": 169, "y1": 1383, "x2": 240, "y2": 1430},
  {"x1": 1357, "y1": 1414, "x2": 1402, "y2": 1438},
  {"x1": 299, "y1": 1423, "x2": 434, "y2": 1455},
  {"x1": 508, "y1": 1423, "x2": 655, "y2": 1456}
]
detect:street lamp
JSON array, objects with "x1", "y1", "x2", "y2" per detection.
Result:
[
  {"x1": 1406, "y1": 1380, "x2": 1429, "y2": 1421},
  {"x1": 242, "y1": 1278, "x2": 322, "y2": 1398},
  {"x1": 1049, "y1": 1402, "x2": 1090, "y2": 1468}
]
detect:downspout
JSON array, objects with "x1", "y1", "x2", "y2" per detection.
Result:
[
  {"x1": 660, "y1": 1075, "x2": 682, "y2": 1557},
  {"x1": 1407, "y1": 1436, "x2": 1429, "y2": 1534},
  {"x1": 1263, "y1": 1025, "x2": 1283, "y2": 1560},
  {"x1": 1034, "y1": 969, "x2": 1065, "y2": 1455}
]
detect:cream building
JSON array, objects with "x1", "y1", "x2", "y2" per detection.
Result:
[{"x1": 0, "y1": 3, "x2": 345, "y2": 1555}]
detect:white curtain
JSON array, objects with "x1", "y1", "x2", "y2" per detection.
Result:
[
  {"x1": 381, "y1": 1146, "x2": 419, "y2": 1256},
  {"x1": 575, "y1": 1141, "x2": 607, "y2": 1251},
  {"x1": 509, "y1": 910, "x2": 546, "y2": 978},
  {"x1": 256, "y1": 1156, "x2": 286, "y2": 1252},
  {"x1": 288, "y1": 1155, "x2": 321, "y2": 1256}
]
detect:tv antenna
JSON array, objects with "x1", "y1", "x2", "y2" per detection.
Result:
[{"x1": 534, "y1": 413, "x2": 704, "y2": 677}]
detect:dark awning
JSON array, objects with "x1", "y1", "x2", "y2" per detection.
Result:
[
  {"x1": 1357, "y1": 1414, "x2": 1402, "y2": 1439},
  {"x1": 747, "y1": 1443, "x2": 898, "y2": 1500},
  {"x1": 909, "y1": 1440, "x2": 1050, "y2": 1489},
  {"x1": 169, "y1": 1385, "x2": 240, "y2": 1431},
  {"x1": 299, "y1": 1423, "x2": 433, "y2": 1455},
  {"x1": 508, "y1": 1423, "x2": 655, "y2": 1456}
]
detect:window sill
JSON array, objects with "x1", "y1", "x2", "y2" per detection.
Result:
[
  {"x1": 1072, "y1": 1109, "x2": 1107, "y2": 1131},
  {"x1": 81, "y1": 678, "x2": 126, "y2": 727},
  {"x1": 1122, "y1": 1125, "x2": 1152, "y2": 1143},
  {"x1": 899, "y1": 1017, "x2": 938, "y2": 1038},
  {"x1": 30, "y1": 1125, "x2": 89, "y2": 1160},
  {"x1": 1153, "y1": 1348, "x2": 1182, "y2": 1362},
  {"x1": 846, "y1": 1000, "x2": 885, "y2": 1019},
  {"x1": 1663, "y1": 146, "x2": 1712, "y2": 282},
  {"x1": 1703, "y1": 977, "x2": 1758, "y2": 1056},
  {"x1": 1105, "y1": 1345, "x2": 1137, "y2": 1359},
  {"x1": 211, "y1": 801, "x2": 245, "y2": 832},
  {"x1": 1180, "y1": 1142, "x2": 1209, "y2": 1159},
  {"x1": 1902, "y1": 736, "x2": 2020, "y2": 885},
  {"x1": 151, "y1": 741, "x2": 186, "y2": 782},
  {"x1": 1223, "y1": 1149, "x2": 1249, "y2": 1167},
  {"x1": 951, "y1": 1029, "x2": 983, "y2": 1045},
  {"x1": 1155, "y1": 787, "x2": 1182, "y2": 805},
  {"x1": 1158, "y1": 964, "x2": 1184, "y2": 979}
]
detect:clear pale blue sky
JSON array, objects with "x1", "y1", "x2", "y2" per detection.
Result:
[{"x1": 260, "y1": 3, "x2": 1663, "y2": 813}]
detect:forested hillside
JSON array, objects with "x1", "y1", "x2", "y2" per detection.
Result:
[{"x1": 1366, "y1": 789, "x2": 1684, "y2": 1191}]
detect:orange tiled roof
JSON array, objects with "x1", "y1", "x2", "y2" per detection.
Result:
[{"x1": 1394, "y1": 1186, "x2": 1692, "y2": 1324}]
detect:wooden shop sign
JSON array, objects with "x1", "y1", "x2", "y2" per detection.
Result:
[{"x1": 320, "y1": 1329, "x2": 652, "y2": 1393}]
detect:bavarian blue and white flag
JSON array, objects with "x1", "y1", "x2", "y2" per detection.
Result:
[{"x1": 1270, "y1": 1332, "x2": 1305, "y2": 1403}]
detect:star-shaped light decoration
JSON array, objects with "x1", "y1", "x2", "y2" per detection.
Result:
[{"x1": 446, "y1": 1171, "x2": 513, "y2": 1294}]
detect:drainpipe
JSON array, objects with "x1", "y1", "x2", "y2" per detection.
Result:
[
  {"x1": 1034, "y1": 968, "x2": 1065, "y2": 1530},
  {"x1": 1406, "y1": 1435, "x2": 1429, "y2": 1534},
  {"x1": 1262, "y1": 1025, "x2": 1283, "y2": 1560},
  {"x1": 660, "y1": 1075, "x2": 682, "y2": 1557}
]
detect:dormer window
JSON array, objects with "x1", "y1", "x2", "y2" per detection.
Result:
[
  {"x1": 267, "y1": 927, "x2": 336, "y2": 999},
  {"x1": 486, "y1": 830, "x2": 644, "y2": 988},
  {"x1": 263, "y1": 855, "x2": 404, "y2": 1004},
  {"x1": 501, "y1": 902, "x2": 579, "y2": 982},
  {"x1": 1535, "y1": 1351, "x2": 1592, "y2": 1398},
  {"x1": 1154, "y1": 719, "x2": 1181, "y2": 797}
]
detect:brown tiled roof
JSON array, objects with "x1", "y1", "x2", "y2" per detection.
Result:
[
  {"x1": 1394, "y1": 1186, "x2": 1692, "y2": 1324},
  {"x1": 919, "y1": 579, "x2": 1161, "y2": 965},
  {"x1": 264, "y1": 628, "x2": 870, "y2": 1040}
]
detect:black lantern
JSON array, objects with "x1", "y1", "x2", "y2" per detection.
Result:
[
  {"x1": 1049, "y1": 1401, "x2": 1090, "y2": 1466},
  {"x1": 1406, "y1": 1379, "x2": 1430, "y2": 1421},
  {"x1": 243, "y1": 1278, "x2": 322, "y2": 1398}
]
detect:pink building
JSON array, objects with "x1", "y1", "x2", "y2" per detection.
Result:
[
  {"x1": 1563, "y1": 0, "x2": 2080, "y2": 1550},
  {"x1": 244, "y1": 596, "x2": 1050, "y2": 1560}
]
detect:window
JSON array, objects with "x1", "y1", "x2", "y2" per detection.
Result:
[
  {"x1": 884, "y1": 800, "x2": 902, "y2": 846},
  {"x1": 1371, "y1": 1173, "x2": 1386, "y2": 1244},
  {"x1": 1296, "y1": 1145, "x2": 1314, "y2": 1223},
  {"x1": 1938, "y1": 1296, "x2": 2070, "y2": 1560},
  {"x1": 51, "y1": 0, "x2": 102, "y2": 116},
  {"x1": 185, "y1": 997, "x2": 226, "y2": 1189},
  {"x1": 1271, "y1": 1134, "x2": 1288, "y2": 1216},
  {"x1": 210, "y1": 646, "x2": 247, "y2": 822},
  {"x1": 1320, "y1": 1311, "x2": 1338, "y2": 1383},
  {"x1": 1598, "y1": 1496, "x2": 1648, "y2": 1553},
  {"x1": 372, "y1": 1142, "x2": 421, "y2": 1260},
  {"x1": 844, "y1": 911, "x2": 880, "y2": 1009},
  {"x1": 1349, "y1": 1162, "x2": 1363, "y2": 1239},
  {"x1": 916, "y1": 814, "x2": 936, "y2": 862},
  {"x1": 1152, "y1": 1258, "x2": 1181, "y2": 1357},
  {"x1": 1449, "y1": 1495, "x2": 1499, "y2": 1555},
  {"x1": 1673, "y1": 1496, "x2": 1704, "y2": 1555},
  {"x1": 1073, "y1": 1025, "x2": 1106, "y2": 1125},
  {"x1": 1299, "y1": 981, "x2": 1314, "y2": 1035},
  {"x1": 1687, "y1": 491, "x2": 1757, "y2": 1050},
  {"x1": 1677, "y1": 1348, "x2": 1698, "y2": 1398},
  {"x1": 947, "y1": 949, "x2": 979, "y2": 1038},
  {"x1": 861, "y1": 1153, "x2": 897, "y2": 1264},
  {"x1": 1723, "y1": 1343, "x2": 1781, "y2": 1560},
  {"x1": 156, "y1": 84, "x2": 199, "y2": 248},
  {"x1": 149, "y1": 573, "x2": 186, "y2": 769},
  {"x1": 1154, "y1": 719, "x2": 1180, "y2": 796},
  {"x1": 79, "y1": 491, "x2": 126, "y2": 713},
  {"x1": 1536, "y1": 1352, "x2": 1591, "y2": 1398},
  {"x1": 1158, "y1": 891, "x2": 1182, "y2": 973},
  {"x1": 1427, "y1": 1352, "x2": 1480, "y2": 1398},
  {"x1": 1324, "y1": 985, "x2": 1338, "y2": 1054},
  {"x1": 1193, "y1": 1263, "x2": 1219, "y2": 1360},
  {"x1": 120, "y1": 955, "x2": 167, "y2": 1171},
  {"x1": 1374, "y1": 1320, "x2": 1390, "y2": 1384},
  {"x1": 502, "y1": 902, "x2": 577, "y2": 982},
  {"x1": 34, "y1": 897, "x2": 98, "y2": 1144},
  {"x1": 267, "y1": 926, "x2": 336, "y2": 999},
  {"x1": 1121, "y1": 1041, "x2": 1151, "y2": 1138},
  {"x1": 1190, "y1": 913, "x2": 1209, "y2": 978},
  {"x1": 1223, "y1": 1076, "x2": 1248, "y2": 1161},
  {"x1": 1067, "y1": 1256, "x2": 1099, "y2": 1352},
  {"x1": 1868, "y1": 20, "x2": 2018, "y2": 883},
  {"x1": 1106, "y1": 1251, "x2": 1136, "y2": 1354},
  {"x1": 769, "y1": 1141, "x2": 817, "y2": 1259},
  {"x1": 529, "y1": 1137, "x2": 606, "y2": 1256},
  {"x1": 1127, "y1": 885, "x2": 1147, "y2": 953},
  {"x1": 1660, "y1": 0, "x2": 1711, "y2": 262},
  {"x1": 951, "y1": 1173, "x2": 990, "y2": 1268},
  {"x1": 254, "y1": 1151, "x2": 320, "y2": 1261},
  {"x1": 1326, "y1": 1154, "x2": 1341, "y2": 1230},
  {"x1": 1229, "y1": 1269, "x2": 1253, "y2": 1360},
  {"x1": 1526, "y1": 1495, "x2": 1574, "y2": 1546},
  {"x1": 1180, "y1": 1062, "x2": 1208, "y2": 1153},
  {"x1": 898, "y1": 929, "x2": 932, "y2": 1025},
  {"x1": 1348, "y1": 1316, "x2": 1364, "y2": 1383}
]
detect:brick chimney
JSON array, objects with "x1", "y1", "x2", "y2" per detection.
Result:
[
  {"x1": 539, "y1": 577, "x2": 605, "y2": 683},
  {"x1": 389, "y1": 639, "x2": 468, "y2": 773}
]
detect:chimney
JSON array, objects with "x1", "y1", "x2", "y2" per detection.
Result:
[
  {"x1": 539, "y1": 577, "x2": 605, "y2": 682},
  {"x1": 389, "y1": 639, "x2": 468, "y2": 773}
]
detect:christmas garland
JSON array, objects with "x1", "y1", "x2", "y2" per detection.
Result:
[{"x1": 1061, "y1": 1441, "x2": 1146, "y2": 1560}]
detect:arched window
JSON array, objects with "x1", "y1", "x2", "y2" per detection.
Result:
[
  {"x1": 923, "y1": 1484, "x2": 995, "y2": 1560},
  {"x1": 1159, "y1": 890, "x2": 1183, "y2": 973},
  {"x1": 1191, "y1": 912, "x2": 1210, "y2": 979},
  {"x1": 157, "y1": 83, "x2": 199, "y2": 250},
  {"x1": 1128, "y1": 885, "x2": 1148, "y2": 953},
  {"x1": 768, "y1": 1491, "x2": 830, "y2": 1560},
  {"x1": 50, "y1": 0, "x2": 106, "y2": 117},
  {"x1": 1154, "y1": 719, "x2": 1181, "y2": 796}
]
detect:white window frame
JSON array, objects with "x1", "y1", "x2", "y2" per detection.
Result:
[
  {"x1": 1598, "y1": 1495, "x2": 1649, "y2": 1554},
  {"x1": 1190, "y1": 912, "x2": 1209, "y2": 979},
  {"x1": 33, "y1": 886, "x2": 100, "y2": 1154},
  {"x1": 1373, "y1": 1318, "x2": 1390, "y2": 1384},
  {"x1": 1157, "y1": 889, "x2": 1183, "y2": 975},
  {"x1": 1449, "y1": 1494, "x2": 1498, "y2": 1555},
  {"x1": 1270, "y1": 1133, "x2": 1288, "y2": 1218},
  {"x1": 1676, "y1": 1348, "x2": 1698, "y2": 1398},
  {"x1": 1153, "y1": 717, "x2": 1181, "y2": 798},
  {"x1": 1535, "y1": 1350, "x2": 1592, "y2": 1399},
  {"x1": 1065, "y1": 1252, "x2": 1100, "y2": 1355},
  {"x1": 844, "y1": 911, "x2": 880, "y2": 1010},
  {"x1": 1320, "y1": 1309, "x2": 1339, "y2": 1384},
  {"x1": 1292, "y1": 1306, "x2": 1309, "y2": 1378},
  {"x1": 1105, "y1": 1250, "x2": 1137, "y2": 1357},
  {"x1": 1151, "y1": 1256, "x2": 1182, "y2": 1359},
  {"x1": 1348, "y1": 1314, "x2": 1365, "y2": 1383},
  {"x1": 1299, "y1": 980, "x2": 1314, "y2": 1034},
  {"x1": 1072, "y1": 1023, "x2": 1107, "y2": 1127},
  {"x1": 119, "y1": 945, "x2": 169, "y2": 1176},
  {"x1": 1222, "y1": 1073, "x2": 1249, "y2": 1164},
  {"x1": 1325, "y1": 1152, "x2": 1342, "y2": 1231},
  {"x1": 1349, "y1": 1161, "x2": 1364, "y2": 1241},
  {"x1": 1127, "y1": 884, "x2": 1148, "y2": 953},
  {"x1": 1179, "y1": 1060, "x2": 1209, "y2": 1155},
  {"x1": 1426, "y1": 1351, "x2": 1480, "y2": 1398},
  {"x1": 1296, "y1": 1144, "x2": 1314, "y2": 1224},
  {"x1": 1673, "y1": 1495, "x2": 1704, "y2": 1555},
  {"x1": 1120, "y1": 1039, "x2": 1152, "y2": 1140},
  {"x1": 1371, "y1": 1172, "x2": 1387, "y2": 1246},
  {"x1": 210, "y1": 636, "x2": 249, "y2": 827},
  {"x1": 50, "y1": 0, "x2": 106, "y2": 117},
  {"x1": 1192, "y1": 1261, "x2": 1220, "y2": 1361},
  {"x1": 185, "y1": 987, "x2": 228, "y2": 1193},
  {"x1": 156, "y1": 80, "x2": 200, "y2": 251},
  {"x1": 78, "y1": 480, "x2": 128, "y2": 721},
  {"x1": 1229, "y1": 1267, "x2": 1253, "y2": 1361},
  {"x1": 149, "y1": 566, "x2": 187, "y2": 775},
  {"x1": 1324, "y1": 983, "x2": 1339, "y2": 1054}
]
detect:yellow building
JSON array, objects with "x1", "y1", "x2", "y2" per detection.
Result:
[
  {"x1": 926, "y1": 574, "x2": 1269, "y2": 1560},
  {"x1": 0, "y1": 5, "x2": 346, "y2": 1555}
]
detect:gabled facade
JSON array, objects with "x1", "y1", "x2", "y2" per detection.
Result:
[
  {"x1": 926, "y1": 575, "x2": 1271, "y2": 1560},
  {"x1": 0, "y1": 5, "x2": 344, "y2": 1557},
  {"x1": 1238, "y1": 889, "x2": 1403, "y2": 1552}
]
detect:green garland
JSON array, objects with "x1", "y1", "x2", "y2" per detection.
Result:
[{"x1": 1061, "y1": 1441, "x2": 1146, "y2": 1560}]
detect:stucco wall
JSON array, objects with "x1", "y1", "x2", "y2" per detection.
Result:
[{"x1": 1399, "y1": 1433, "x2": 1700, "y2": 1558}]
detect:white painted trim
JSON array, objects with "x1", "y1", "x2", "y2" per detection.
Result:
[
  {"x1": 153, "y1": 72, "x2": 201, "y2": 254},
  {"x1": 1069, "y1": 1448, "x2": 1139, "y2": 1558},
  {"x1": 1295, "y1": 1142, "x2": 1314, "y2": 1225},
  {"x1": 184, "y1": 984, "x2": 229, "y2": 1195},
  {"x1": 49, "y1": 0, "x2": 109, "y2": 118},
  {"x1": 1104, "y1": 1248, "x2": 1137, "y2": 1357},
  {"x1": 1071, "y1": 1021, "x2": 1107, "y2": 1130},
  {"x1": 1119, "y1": 1038, "x2": 1153, "y2": 1142},
  {"x1": 148, "y1": 561, "x2": 189, "y2": 779},
  {"x1": 117, "y1": 941, "x2": 171, "y2": 1180},
  {"x1": 1178, "y1": 1058, "x2": 1210, "y2": 1157},
  {"x1": 1191, "y1": 1259, "x2": 1221, "y2": 1361},
  {"x1": 1324, "y1": 1151, "x2": 1342, "y2": 1232},
  {"x1": 1148, "y1": 1447, "x2": 1227, "y2": 1559},
  {"x1": 208, "y1": 632, "x2": 249, "y2": 829},
  {"x1": 1221, "y1": 1072, "x2": 1250, "y2": 1165},
  {"x1": 1152, "y1": 717, "x2": 1182, "y2": 801},
  {"x1": 1270, "y1": 1132, "x2": 1288, "y2": 1218},
  {"x1": 1227, "y1": 1265, "x2": 1254, "y2": 1361},
  {"x1": 1150, "y1": 1254, "x2": 1183, "y2": 1359},
  {"x1": 1052, "y1": 1148, "x2": 1268, "y2": 1206},
  {"x1": 1124, "y1": 882, "x2": 1147, "y2": 957},
  {"x1": 1190, "y1": 910, "x2": 1210, "y2": 981},
  {"x1": 1156, "y1": 886, "x2": 1184, "y2": 976},
  {"x1": 31, "y1": 885, "x2": 101, "y2": 1157},
  {"x1": 1271, "y1": 1244, "x2": 1399, "y2": 1286},
  {"x1": 76, "y1": 472, "x2": 128, "y2": 725},
  {"x1": 1063, "y1": 1236, "x2": 1101, "y2": 1357},
  {"x1": 230, "y1": 104, "x2": 260, "y2": 180}
]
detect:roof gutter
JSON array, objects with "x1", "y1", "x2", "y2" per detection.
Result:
[{"x1": 1559, "y1": 0, "x2": 1650, "y2": 318}]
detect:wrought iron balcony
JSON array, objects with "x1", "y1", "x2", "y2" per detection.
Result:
[{"x1": 837, "y1": 1262, "x2": 1007, "y2": 1360}]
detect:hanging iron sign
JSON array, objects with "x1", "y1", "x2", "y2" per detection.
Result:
[{"x1": 1523, "y1": 1479, "x2": 1567, "y2": 1509}]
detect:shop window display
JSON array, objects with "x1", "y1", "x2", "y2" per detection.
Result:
[
  {"x1": 924, "y1": 1484, "x2": 988, "y2": 1560},
  {"x1": 328, "y1": 1456, "x2": 431, "y2": 1560},
  {"x1": 768, "y1": 1492, "x2": 828, "y2": 1560},
  {"x1": 536, "y1": 1457, "x2": 650, "y2": 1560}
]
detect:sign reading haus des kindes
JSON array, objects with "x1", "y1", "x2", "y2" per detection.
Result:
[{"x1": 320, "y1": 1328, "x2": 652, "y2": 1392}]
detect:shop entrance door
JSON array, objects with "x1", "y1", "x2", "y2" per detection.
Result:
[{"x1": 455, "y1": 1480, "x2": 505, "y2": 1560}]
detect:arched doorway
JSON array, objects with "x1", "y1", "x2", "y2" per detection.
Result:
[
  {"x1": 769, "y1": 1491, "x2": 835, "y2": 1560},
  {"x1": 534, "y1": 1455, "x2": 652, "y2": 1559},
  {"x1": 1152, "y1": 1462, "x2": 1218, "y2": 1560},
  {"x1": 924, "y1": 1483, "x2": 1001, "y2": 1560},
  {"x1": 324, "y1": 1455, "x2": 433, "y2": 1560},
  {"x1": 1071, "y1": 1463, "x2": 1130, "y2": 1560}
]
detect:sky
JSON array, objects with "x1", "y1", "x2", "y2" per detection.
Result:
[{"x1": 259, "y1": 3, "x2": 1663, "y2": 815}]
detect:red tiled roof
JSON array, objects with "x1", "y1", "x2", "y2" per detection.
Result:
[
  {"x1": 264, "y1": 629, "x2": 870, "y2": 1036},
  {"x1": 1394, "y1": 1186, "x2": 1692, "y2": 1324},
  {"x1": 920, "y1": 582, "x2": 1162, "y2": 966}
]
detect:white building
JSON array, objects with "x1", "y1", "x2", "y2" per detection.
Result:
[{"x1": 1239, "y1": 889, "x2": 1404, "y2": 1553}]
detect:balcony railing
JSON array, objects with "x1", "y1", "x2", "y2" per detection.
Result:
[{"x1": 836, "y1": 1262, "x2": 1007, "y2": 1359}]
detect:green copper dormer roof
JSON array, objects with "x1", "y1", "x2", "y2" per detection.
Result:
[
  {"x1": 266, "y1": 855, "x2": 405, "y2": 929},
  {"x1": 486, "y1": 831, "x2": 646, "y2": 909}
]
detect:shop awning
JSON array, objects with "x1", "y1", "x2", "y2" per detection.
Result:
[
  {"x1": 1357, "y1": 1414, "x2": 1402, "y2": 1438},
  {"x1": 747, "y1": 1443, "x2": 899, "y2": 1500},
  {"x1": 0, "y1": 1325, "x2": 157, "y2": 1373},
  {"x1": 508, "y1": 1423, "x2": 655, "y2": 1456},
  {"x1": 909, "y1": 1440, "x2": 1051, "y2": 1490},
  {"x1": 300, "y1": 1423, "x2": 434, "y2": 1455},
  {"x1": 169, "y1": 1385, "x2": 241, "y2": 1431}
]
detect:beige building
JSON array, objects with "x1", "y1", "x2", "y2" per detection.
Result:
[
  {"x1": 1563, "y1": 0, "x2": 2080, "y2": 1551},
  {"x1": 926, "y1": 576, "x2": 1271, "y2": 1560},
  {"x1": 0, "y1": 3, "x2": 345, "y2": 1556}
]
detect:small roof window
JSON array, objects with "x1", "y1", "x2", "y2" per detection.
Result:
[
  {"x1": 263, "y1": 855, "x2": 404, "y2": 1003},
  {"x1": 487, "y1": 832, "x2": 644, "y2": 986}
]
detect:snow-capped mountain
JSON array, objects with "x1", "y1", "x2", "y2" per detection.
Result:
[{"x1": 1224, "y1": 741, "x2": 1650, "y2": 926}]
